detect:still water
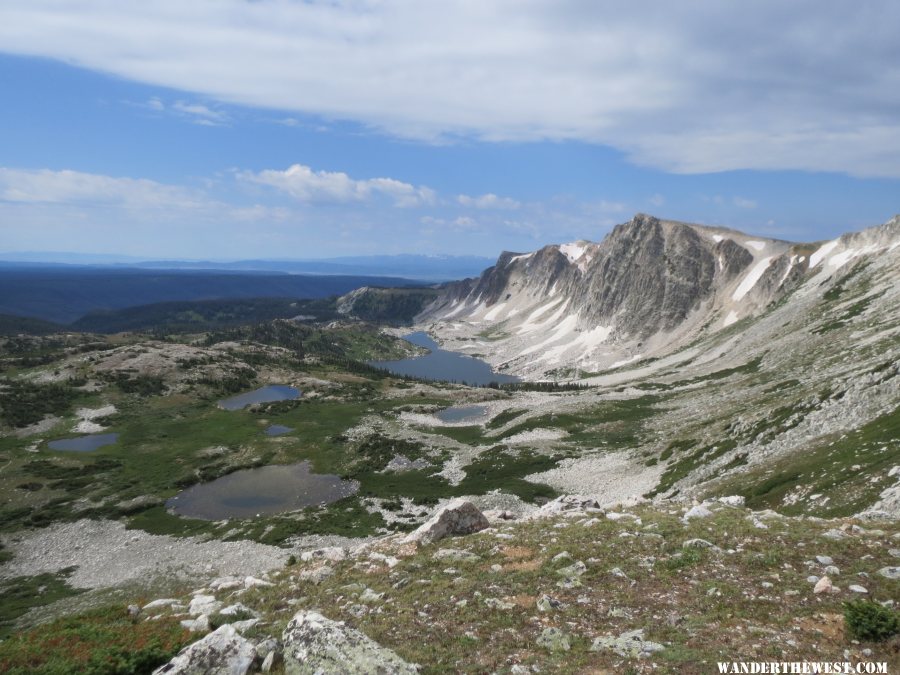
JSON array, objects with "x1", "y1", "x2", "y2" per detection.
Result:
[
  {"x1": 48, "y1": 433, "x2": 119, "y2": 452},
  {"x1": 435, "y1": 405, "x2": 489, "y2": 423},
  {"x1": 218, "y1": 385, "x2": 300, "y2": 411},
  {"x1": 370, "y1": 332, "x2": 519, "y2": 386},
  {"x1": 166, "y1": 461, "x2": 358, "y2": 520}
]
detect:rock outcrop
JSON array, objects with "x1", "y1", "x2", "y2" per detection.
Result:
[
  {"x1": 282, "y1": 610, "x2": 418, "y2": 674},
  {"x1": 153, "y1": 624, "x2": 257, "y2": 675}
]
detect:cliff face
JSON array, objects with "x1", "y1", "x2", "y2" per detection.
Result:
[{"x1": 417, "y1": 213, "x2": 900, "y2": 377}]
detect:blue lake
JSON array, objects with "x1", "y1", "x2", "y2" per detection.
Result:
[
  {"x1": 435, "y1": 404, "x2": 489, "y2": 423},
  {"x1": 166, "y1": 461, "x2": 358, "y2": 520},
  {"x1": 370, "y1": 332, "x2": 519, "y2": 386},
  {"x1": 218, "y1": 385, "x2": 301, "y2": 411},
  {"x1": 264, "y1": 424, "x2": 294, "y2": 436},
  {"x1": 48, "y1": 433, "x2": 119, "y2": 452}
]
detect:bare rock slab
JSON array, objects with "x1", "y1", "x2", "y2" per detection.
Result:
[
  {"x1": 401, "y1": 499, "x2": 489, "y2": 545},
  {"x1": 282, "y1": 610, "x2": 418, "y2": 674},
  {"x1": 153, "y1": 624, "x2": 256, "y2": 675}
]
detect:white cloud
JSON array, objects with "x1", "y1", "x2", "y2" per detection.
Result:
[
  {"x1": 172, "y1": 101, "x2": 228, "y2": 126},
  {"x1": 457, "y1": 193, "x2": 520, "y2": 209},
  {"x1": 452, "y1": 216, "x2": 479, "y2": 231},
  {"x1": 733, "y1": 196, "x2": 757, "y2": 209},
  {"x1": 0, "y1": 167, "x2": 205, "y2": 209},
  {"x1": 240, "y1": 164, "x2": 436, "y2": 207},
  {"x1": 2, "y1": 2, "x2": 899, "y2": 177},
  {"x1": 649, "y1": 194, "x2": 666, "y2": 207}
]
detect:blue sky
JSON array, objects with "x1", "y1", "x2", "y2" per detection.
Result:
[{"x1": 1, "y1": 1, "x2": 898, "y2": 260}]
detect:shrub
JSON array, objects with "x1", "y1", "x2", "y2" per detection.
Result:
[{"x1": 844, "y1": 600, "x2": 900, "y2": 641}]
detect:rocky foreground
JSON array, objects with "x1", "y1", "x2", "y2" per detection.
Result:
[{"x1": 5, "y1": 496, "x2": 897, "y2": 673}]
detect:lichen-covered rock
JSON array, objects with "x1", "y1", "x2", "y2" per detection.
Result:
[
  {"x1": 536, "y1": 627, "x2": 570, "y2": 652},
  {"x1": 153, "y1": 624, "x2": 257, "y2": 675},
  {"x1": 282, "y1": 610, "x2": 418, "y2": 674},
  {"x1": 401, "y1": 499, "x2": 489, "y2": 545},
  {"x1": 590, "y1": 628, "x2": 664, "y2": 658}
]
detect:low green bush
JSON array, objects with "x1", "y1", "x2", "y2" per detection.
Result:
[{"x1": 844, "y1": 599, "x2": 900, "y2": 641}]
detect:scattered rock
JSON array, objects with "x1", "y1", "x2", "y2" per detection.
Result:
[
  {"x1": 848, "y1": 585, "x2": 868, "y2": 594},
  {"x1": 127, "y1": 604, "x2": 141, "y2": 619},
  {"x1": 590, "y1": 629, "x2": 664, "y2": 658},
  {"x1": 815, "y1": 555, "x2": 834, "y2": 565},
  {"x1": 682, "y1": 538, "x2": 720, "y2": 551},
  {"x1": 144, "y1": 598, "x2": 182, "y2": 611},
  {"x1": 432, "y1": 548, "x2": 480, "y2": 563},
  {"x1": 877, "y1": 566, "x2": 900, "y2": 580},
  {"x1": 485, "y1": 597, "x2": 515, "y2": 610},
  {"x1": 536, "y1": 595, "x2": 563, "y2": 612},
  {"x1": 188, "y1": 595, "x2": 222, "y2": 617},
  {"x1": 401, "y1": 499, "x2": 489, "y2": 545},
  {"x1": 536, "y1": 627, "x2": 570, "y2": 652},
  {"x1": 299, "y1": 566, "x2": 334, "y2": 584},
  {"x1": 281, "y1": 610, "x2": 418, "y2": 674},
  {"x1": 823, "y1": 529, "x2": 847, "y2": 540},
  {"x1": 683, "y1": 504, "x2": 713, "y2": 520},
  {"x1": 813, "y1": 576, "x2": 834, "y2": 594},
  {"x1": 220, "y1": 603, "x2": 259, "y2": 618},
  {"x1": 824, "y1": 565, "x2": 840, "y2": 576},
  {"x1": 718, "y1": 496, "x2": 745, "y2": 507},
  {"x1": 538, "y1": 495, "x2": 602, "y2": 514},
  {"x1": 300, "y1": 547, "x2": 346, "y2": 563},
  {"x1": 359, "y1": 588, "x2": 385, "y2": 604},
  {"x1": 244, "y1": 576, "x2": 273, "y2": 589},
  {"x1": 153, "y1": 624, "x2": 256, "y2": 675},
  {"x1": 180, "y1": 615, "x2": 211, "y2": 633}
]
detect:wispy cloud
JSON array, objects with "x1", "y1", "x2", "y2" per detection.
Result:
[
  {"x1": 0, "y1": 167, "x2": 205, "y2": 209},
  {"x1": 733, "y1": 196, "x2": 758, "y2": 209},
  {"x1": 240, "y1": 164, "x2": 436, "y2": 207},
  {"x1": 457, "y1": 193, "x2": 520, "y2": 209}
]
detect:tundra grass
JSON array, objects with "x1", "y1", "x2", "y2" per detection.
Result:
[{"x1": 230, "y1": 505, "x2": 900, "y2": 674}]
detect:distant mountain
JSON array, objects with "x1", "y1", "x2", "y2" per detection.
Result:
[
  {"x1": 419, "y1": 212, "x2": 900, "y2": 378},
  {"x1": 0, "y1": 253, "x2": 495, "y2": 281},
  {"x1": 0, "y1": 268, "x2": 429, "y2": 324}
]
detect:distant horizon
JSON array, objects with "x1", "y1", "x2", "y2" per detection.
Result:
[{"x1": 2, "y1": 210, "x2": 899, "y2": 265}]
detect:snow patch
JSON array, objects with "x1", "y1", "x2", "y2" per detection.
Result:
[
  {"x1": 723, "y1": 310, "x2": 740, "y2": 327},
  {"x1": 809, "y1": 240, "x2": 839, "y2": 267},
  {"x1": 559, "y1": 242, "x2": 587, "y2": 263},
  {"x1": 483, "y1": 302, "x2": 507, "y2": 322},
  {"x1": 509, "y1": 252, "x2": 534, "y2": 263},
  {"x1": 712, "y1": 234, "x2": 724, "y2": 243},
  {"x1": 744, "y1": 240, "x2": 766, "y2": 251},
  {"x1": 609, "y1": 354, "x2": 642, "y2": 369},
  {"x1": 732, "y1": 256, "x2": 774, "y2": 301}
]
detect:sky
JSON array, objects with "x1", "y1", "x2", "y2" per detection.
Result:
[{"x1": 0, "y1": 1, "x2": 898, "y2": 260}]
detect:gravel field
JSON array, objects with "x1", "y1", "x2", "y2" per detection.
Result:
[{"x1": 0, "y1": 519, "x2": 368, "y2": 591}]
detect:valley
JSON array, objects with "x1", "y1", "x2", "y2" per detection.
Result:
[{"x1": 0, "y1": 213, "x2": 897, "y2": 672}]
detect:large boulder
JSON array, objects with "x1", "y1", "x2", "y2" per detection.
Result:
[
  {"x1": 401, "y1": 499, "x2": 489, "y2": 545},
  {"x1": 153, "y1": 624, "x2": 257, "y2": 675},
  {"x1": 282, "y1": 610, "x2": 418, "y2": 674}
]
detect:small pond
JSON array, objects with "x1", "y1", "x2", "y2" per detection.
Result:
[
  {"x1": 166, "y1": 461, "x2": 358, "y2": 520},
  {"x1": 218, "y1": 385, "x2": 301, "y2": 411},
  {"x1": 369, "y1": 332, "x2": 519, "y2": 386},
  {"x1": 264, "y1": 424, "x2": 293, "y2": 436},
  {"x1": 48, "y1": 433, "x2": 119, "y2": 452},
  {"x1": 435, "y1": 404, "x2": 489, "y2": 423}
]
